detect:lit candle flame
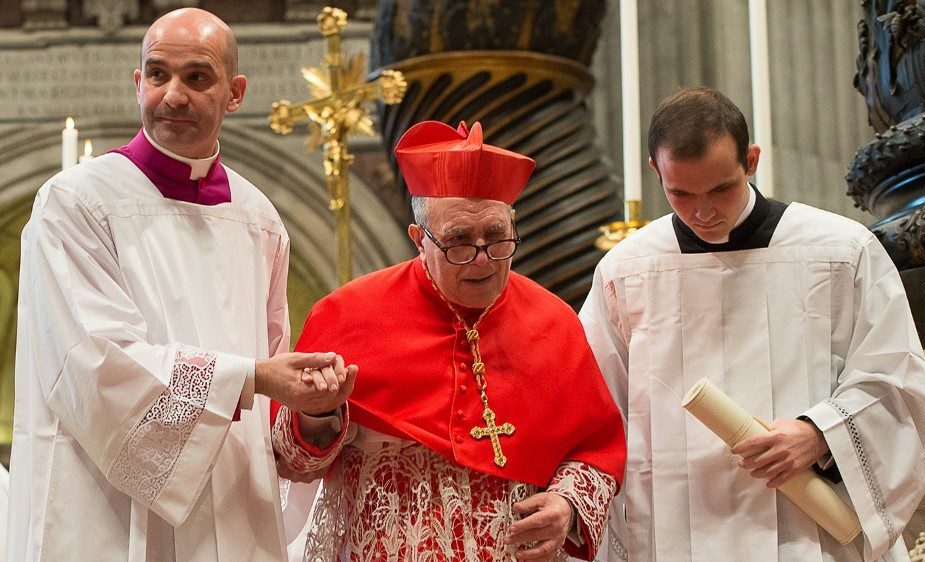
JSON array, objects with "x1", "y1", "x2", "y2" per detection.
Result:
[
  {"x1": 83, "y1": 140, "x2": 92, "y2": 157},
  {"x1": 66, "y1": 117, "x2": 74, "y2": 129}
]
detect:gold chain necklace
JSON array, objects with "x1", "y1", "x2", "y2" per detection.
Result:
[{"x1": 421, "y1": 260, "x2": 515, "y2": 467}]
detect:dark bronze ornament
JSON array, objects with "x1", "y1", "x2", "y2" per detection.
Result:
[
  {"x1": 854, "y1": 0, "x2": 925, "y2": 132},
  {"x1": 849, "y1": 1, "x2": 925, "y2": 271}
]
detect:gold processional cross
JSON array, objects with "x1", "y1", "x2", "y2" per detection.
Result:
[
  {"x1": 268, "y1": 6, "x2": 407, "y2": 285},
  {"x1": 470, "y1": 405, "x2": 515, "y2": 467}
]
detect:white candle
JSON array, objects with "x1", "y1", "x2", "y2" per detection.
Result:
[
  {"x1": 79, "y1": 140, "x2": 93, "y2": 163},
  {"x1": 61, "y1": 117, "x2": 78, "y2": 170},
  {"x1": 748, "y1": 0, "x2": 775, "y2": 198},
  {"x1": 620, "y1": 0, "x2": 642, "y2": 205}
]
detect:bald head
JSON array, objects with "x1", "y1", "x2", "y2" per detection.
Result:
[
  {"x1": 134, "y1": 6, "x2": 247, "y2": 158},
  {"x1": 142, "y1": 8, "x2": 238, "y2": 79}
]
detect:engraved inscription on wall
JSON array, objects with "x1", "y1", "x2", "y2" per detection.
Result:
[
  {"x1": 0, "y1": 33, "x2": 372, "y2": 123},
  {"x1": 239, "y1": 42, "x2": 331, "y2": 117},
  {"x1": 0, "y1": 44, "x2": 138, "y2": 120}
]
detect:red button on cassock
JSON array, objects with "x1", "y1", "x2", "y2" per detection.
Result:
[
  {"x1": 455, "y1": 434, "x2": 464, "y2": 444},
  {"x1": 460, "y1": 384, "x2": 468, "y2": 393}
]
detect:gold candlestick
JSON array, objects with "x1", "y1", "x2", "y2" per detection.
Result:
[{"x1": 595, "y1": 199, "x2": 651, "y2": 251}]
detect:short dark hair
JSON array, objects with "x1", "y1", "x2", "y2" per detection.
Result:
[{"x1": 647, "y1": 87, "x2": 750, "y2": 170}]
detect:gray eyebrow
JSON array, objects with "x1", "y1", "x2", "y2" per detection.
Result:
[
  {"x1": 484, "y1": 223, "x2": 508, "y2": 235},
  {"x1": 444, "y1": 222, "x2": 509, "y2": 242}
]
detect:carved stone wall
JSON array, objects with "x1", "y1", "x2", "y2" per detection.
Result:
[{"x1": 1, "y1": 0, "x2": 380, "y2": 28}]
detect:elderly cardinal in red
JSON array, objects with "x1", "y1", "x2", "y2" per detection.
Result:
[{"x1": 272, "y1": 120, "x2": 626, "y2": 561}]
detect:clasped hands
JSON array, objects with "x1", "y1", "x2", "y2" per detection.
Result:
[
  {"x1": 731, "y1": 418, "x2": 829, "y2": 488},
  {"x1": 255, "y1": 351, "x2": 357, "y2": 415},
  {"x1": 259, "y1": 353, "x2": 575, "y2": 559}
]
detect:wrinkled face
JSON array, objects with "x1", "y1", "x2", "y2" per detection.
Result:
[
  {"x1": 133, "y1": 16, "x2": 245, "y2": 159},
  {"x1": 651, "y1": 134, "x2": 759, "y2": 244},
  {"x1": 409, "y1": 197, "x2": 515, "y2": 309}
]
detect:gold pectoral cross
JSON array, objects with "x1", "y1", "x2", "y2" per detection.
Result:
[{"x1": 470, "y1": 406, "x2": 515, "y2": 467}]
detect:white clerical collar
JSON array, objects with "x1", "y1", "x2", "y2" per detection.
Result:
[
  {"x1": 710, "y1": 184, "x2": 757, "y2": 243},
  {"x1": 733, "y1": 184, "x2": 757, "y2": 229},
  {"x1": 142, "y1": 128, "x2": 219, "y2": 180}
]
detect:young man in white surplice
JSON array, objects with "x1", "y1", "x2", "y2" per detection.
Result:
[{"x1": 582, "y1": 86, "x2": 925, "y2": 562}]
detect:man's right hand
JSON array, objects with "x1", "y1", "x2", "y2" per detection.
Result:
[
  {"x1": 731, "y1": 418, "x2": 829, "y2": 488},
  {"x1": 255, "y1": 352, "x2": 357, "y2": 415}
]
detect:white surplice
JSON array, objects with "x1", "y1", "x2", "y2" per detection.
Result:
[
  {"x1": 8, "y1": 153, "x2": 292, "y2": 561},
  {"x1": 580, "y1": 203, "x2": 925, "y2": 561}
]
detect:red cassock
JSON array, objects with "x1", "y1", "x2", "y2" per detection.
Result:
[{"x1": 276, "y1": 258, "x2": 625, "y2": 487}]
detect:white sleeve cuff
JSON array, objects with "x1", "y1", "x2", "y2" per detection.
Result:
[
  {"x1": 238, "y1": 359, "x2": 256, "y2": 411},
  {"x1": 800, "y1": 402, "x2": 843, "y2": 433}
]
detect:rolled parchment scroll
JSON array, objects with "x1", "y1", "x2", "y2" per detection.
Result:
[{"x1": 682, "y1": 378, "x2": 861, "y2": 544}]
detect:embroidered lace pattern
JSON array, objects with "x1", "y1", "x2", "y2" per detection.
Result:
[
  {"x1": 609, "y1": 530, "x2": 628, "y2": 561},
  {"x1": 825, "y1": 398, "x2": 898, "y2": 546},
  {"x1": 547, "y1": 461, "x2": 618, "y2": 556},
  {"x1": 301, "y1": 437, "x2": 571, "y2": 562},
  {"x1": 272, "y1": 405, "x2": 348, "y2": 479},
  {"x1": 109, "y1": 346, "x2": 215, "y2": 505}
]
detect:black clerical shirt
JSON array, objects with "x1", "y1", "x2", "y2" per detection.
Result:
[{"x1": 673, "y1": 185, "x2": 789, "y2": 254}]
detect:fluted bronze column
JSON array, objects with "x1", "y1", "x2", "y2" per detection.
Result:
[{"x1": 371, "y1": 0, "x2": 619, "y2": 307}]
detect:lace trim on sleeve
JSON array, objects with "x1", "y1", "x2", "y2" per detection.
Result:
[
  {"x1": 108, "y1": 346, "x2": 216, "y2": 505},
  {"x1": 547, "y1": 461, "x2": 619, "y2": 559},
  {"x1": 609, "y1": 529, "x2": 628, "y2": 561},
  {"x1": 272, "y1": 404, "x2": 348, "y2": 477},
  {"x1": 825, "y1": 398, "x2": 898, "y2": 546}
]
